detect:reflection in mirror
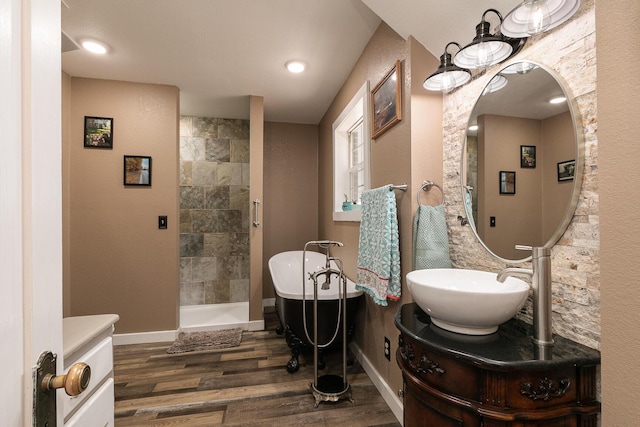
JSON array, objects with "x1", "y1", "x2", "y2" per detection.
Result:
[{"x1": 462, "y1": 61, "x2": 583, "y2": 262}]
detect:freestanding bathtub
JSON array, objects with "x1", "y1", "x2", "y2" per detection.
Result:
[{"x1": 268, "y1": 250, "x2": 363, "y2": 373}]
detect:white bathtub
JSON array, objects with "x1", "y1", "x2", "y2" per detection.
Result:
[{"x1": 268, "y1": 250, "x2": 362, "y2": 300}]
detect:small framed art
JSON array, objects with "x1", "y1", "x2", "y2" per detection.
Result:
[
  {"x1": 84, "y1": 116, "x2": 113, "y2": 148},
  {"x1": 499, "y1": 171, "x2": 516, "y2": 194},
  {"x1": 520, "y1": 145, "x2": 536, "y2": 168},
  {"x1": 124, "y1": 155, "x2": 152, "y2": 186},
  {"x1": 557, "y1": 159, "x2": 575, "y2": 181},
  {"x1": 371, "y1": 60, "x2": 402, "y2": 139}
]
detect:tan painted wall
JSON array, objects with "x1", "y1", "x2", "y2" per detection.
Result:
[
  {"x1": 249, "y1": 96, "x2": 264, "y2": 321},
  {"x1": 541, "y1": 111, "x2": 574, "y2": 239},
  {"x1": 262, "y1": 122, "x2": 319, "y2": 299},
  {"x1": 597, "y1": 0, "x2": 640, "y2": 423},
  {"x1": 318, "y1": 22, "x2": 441, "y2": 398},
  {"x1": 64, "y1": 77, "x2": 180, "y2": 333},
  {"x1": 479, "y1": 114, "x2": 543, "y2": 259}
]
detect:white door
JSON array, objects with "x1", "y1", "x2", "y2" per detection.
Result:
[{"x1": 1, "y1": 0, "x2": 63, "y2": 425}]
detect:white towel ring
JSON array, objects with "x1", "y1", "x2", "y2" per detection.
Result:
[{"x1": 417, "y1": 180, "x2": 445, "y2": 205}]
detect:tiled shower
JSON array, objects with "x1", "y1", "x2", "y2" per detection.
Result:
[{"x1": 179, "y1": 116, "x2": 250, "y2": 307}]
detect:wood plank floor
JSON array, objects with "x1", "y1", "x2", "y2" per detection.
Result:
[{"x1": 114, "y1": 313, "x2": 401, "y2": 426}]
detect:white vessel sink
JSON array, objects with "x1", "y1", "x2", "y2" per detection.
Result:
[{"x1": 406, "y1": 269, "x2": 530, "y2": 335}]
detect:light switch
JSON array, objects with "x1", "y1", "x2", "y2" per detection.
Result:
[
  {"x1": 159, "y1": 215, "x2": 167, "y2": 229},
  {"x1": 490, "y1": 216, "x2": 496, "y2": 227}
]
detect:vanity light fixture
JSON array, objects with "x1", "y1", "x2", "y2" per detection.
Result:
[
  {"x1": 423, "y1": 42, "x2": 471, "y2": 93},
  {"x1": 500, "y1": 62, "x2": 538, "y2": 74},
  {"x1": 482, "y1": 74, "x2": 508, "y2": 95},
  {"x1": 501, "y1": 0, "x2": 581, "y2": 38},
  {"x1": 81, "y1": 39, "x2": 108, "y2": 55},
  {"x1": 285, "y1": 60, "x2": 306, "y2": 73},
  {"x1": 468, "y1": 124, "x2": 479, "y2": 131},
  {"x1": 453, "y1": 9, "x2": 515, "y2": 70}
]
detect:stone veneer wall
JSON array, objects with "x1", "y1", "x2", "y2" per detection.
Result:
[
  {"x1": 179, "y1": 116, "x2": 250, "y2": 305},
  {"x1": 443, "y1": 0, "x2": 599, "y2": 349}
]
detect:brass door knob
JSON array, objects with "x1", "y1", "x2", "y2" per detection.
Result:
[{"x1": 41, "y1": 362, "x2": 91, "y2": 396}]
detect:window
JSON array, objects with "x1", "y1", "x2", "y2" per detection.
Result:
[{"x1": 333, "y1": 82, "x2": 370, "y2": 221}]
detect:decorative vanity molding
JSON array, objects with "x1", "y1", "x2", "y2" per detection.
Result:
[{"x1": 396, "y1": 304, "x2": 600, "y2": 426}]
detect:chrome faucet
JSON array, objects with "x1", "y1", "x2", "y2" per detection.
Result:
[
  {"x1": 305, "y1": 240, "x2": 344, "y2": 290},
  {"x1": 497, "y1": 245, "x2": 554, "y2": 360}
]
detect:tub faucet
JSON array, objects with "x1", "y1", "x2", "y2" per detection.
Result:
[
  {"x1": 497, "y1": 245, "x2": 554, "y2": 360},
  {"x1": 304, "y1": 240, "x2": 344, "y2": 290}
]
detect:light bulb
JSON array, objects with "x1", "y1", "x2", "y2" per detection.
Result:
[
  {"x1": 524, "y1": 0, "x2": 551, "y2": 35},
  {"x1": 475, "y1": 42, "x2": 494, "y2": 69},
  {"x1": 440, "y1": 72, "x2": 455, "y2": 93}
]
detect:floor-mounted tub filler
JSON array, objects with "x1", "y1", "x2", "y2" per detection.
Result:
[{"x1": 268, "y1": 242, "x2": 363, "y2": 406}]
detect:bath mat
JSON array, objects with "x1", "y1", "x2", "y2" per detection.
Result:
[{"x1": 166, "y1": 328, "x2": 242, "y2": 354}]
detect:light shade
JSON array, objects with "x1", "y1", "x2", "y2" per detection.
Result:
[
  {"x1": 423, "y1": 42, "x2": 471, "y2": 93},
  {"x1": 454, "y1": 9, "x2": 514, "y2": 70},
  {"x1": 501, "y1": 0, "x2": 581, "y2": 38},
  {"x1": 482, "y1": 74, "x2": 508, "y2": 95}
]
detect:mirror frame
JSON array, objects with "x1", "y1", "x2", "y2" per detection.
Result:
[{"x1": 461, "y1": 60, "x2": 585, "y2": 264}]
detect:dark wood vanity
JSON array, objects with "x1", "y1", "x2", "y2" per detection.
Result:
[{"x1": 395, "y1": 303, "x2": 600, "y2": 426}]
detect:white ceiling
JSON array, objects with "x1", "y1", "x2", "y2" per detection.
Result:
[{"x1": 61, "y1": 0, "x2": 522, "y2": 124}]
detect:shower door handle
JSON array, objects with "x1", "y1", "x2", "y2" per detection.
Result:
[{"x1": 253, "y1": 199, "x2": 260, "y2": 227}]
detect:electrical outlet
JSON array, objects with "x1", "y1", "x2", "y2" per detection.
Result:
[{"x1": 384, "y1": 336, "x2": 391, "y2": 361}]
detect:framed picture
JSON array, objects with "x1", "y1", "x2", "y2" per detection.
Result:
[
  {"x1": 557, "y1": 159, "x2": 575, "y2": 181},
  {"x1": 499, "y1": 171, "x2": 516, "y2": 194},
  {"x1": 124, "y1": 155, "x2": 152, "y2": 186},
  {"x1": 520, "y1": 145, "x2": 536, "y2": 168},
  {"x1": 84, "y1": 116, "x2": 113, "y2": 148},
  {"x1": 371, "y1": 60, "x2": 402, "y2": 139}
]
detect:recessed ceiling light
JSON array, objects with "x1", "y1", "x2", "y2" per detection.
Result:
[
  {"x1": 468, "y1": 124, "x2": 479, "y2": 131},
  {"x1": 81, "y1": 39, "x2": 108, "y2": 55},
  {"x1": 285, "y1": 60, "x2": 306, "y2": 73},
  {"x1": 549, "y1": 96, "x2": 567, "y2": 104}
]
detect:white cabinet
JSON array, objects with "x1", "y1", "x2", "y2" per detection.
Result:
[{"x1": 62, "y1": 314, "x2": 119, "y2": 427}]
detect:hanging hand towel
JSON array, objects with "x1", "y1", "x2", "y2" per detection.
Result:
[
  {"x1": 412, "y1": 204, "x2": 452, "y2": 270},
  {"x1": 356, "y1": 185, "x2": 401, "y2": 306}
]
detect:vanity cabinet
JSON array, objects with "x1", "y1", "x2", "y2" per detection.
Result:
[
  {"x1": 396, "y1": 304, "x2": 600, "y2": 427},
  {"x1": 63, "y1": 314, "x2": 119, "y2": 427}
]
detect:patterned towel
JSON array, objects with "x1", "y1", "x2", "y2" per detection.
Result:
[
  {"x1": 412, "y1": 204, "x2": 452, "y2": 270},
  {"x1": 356, "y1": 185, "x2": 401, "y2": 306}
]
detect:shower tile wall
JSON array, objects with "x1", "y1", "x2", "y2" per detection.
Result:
[{"x1": 179, "y1": 116, "x2": 250, "y2": 305}]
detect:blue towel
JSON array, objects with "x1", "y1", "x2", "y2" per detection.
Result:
[
  {"x1": 356, "y1": 185, "x2": 401, "y2": 306},
  {"x1": 412, "y1": 204, "x2": 452, "y2": 270},
  {"x1": 464, "y1": 190, "x2": 476, "y2": 229}
]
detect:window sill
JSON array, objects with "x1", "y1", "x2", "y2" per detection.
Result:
[{"x1": 333, "y1": 210, "x2": 362, "y2": 222}]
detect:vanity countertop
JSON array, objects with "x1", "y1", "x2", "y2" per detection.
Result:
[
  {"x1": 395, "y1": 303, "x2": 600, "y2": 369},
  {"x1": 63, "y1": 314, "x2": 119, "y2": 360}
]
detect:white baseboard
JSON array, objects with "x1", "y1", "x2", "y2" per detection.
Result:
[
  {"x1": 114, "y1": 302, "x2": 266, "y2": 345},
  {"x1": 113, "y1": 330, "x2": 177, "y2": 346},
  {"x1": 350, "y1": 342, "x2": 404, "y2": 425},
  {"x1": 263, "y1": 297, "x2": 275, "y2": 309}
]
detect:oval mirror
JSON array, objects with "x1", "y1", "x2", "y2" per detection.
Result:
[{"x1": 461, "y1": 61, "x2": 583, "y2": 262}]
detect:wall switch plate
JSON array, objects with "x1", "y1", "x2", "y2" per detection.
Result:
[
  {"x1": 384, "y1": 337, "x2": 391, "y2": 361},
  {"x1": 159, "y1": 215, "x2": 168, "y2": 229},
  {"x1": 490, "y1": 216, "x2": 496, "y2": 227}
]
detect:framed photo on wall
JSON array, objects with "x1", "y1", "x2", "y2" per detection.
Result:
[
  {"x1": 84, "y1": 116, "x2": 113, "y2": 148},
  {"x1": 557, "y1": 159, "x2": 575, "y2": 181},
  {"x1": 124, "y1": 155, "x2": 152, "y2": 186},
  {"x1": 371, "y1": 60, "x2": 402, "y2": 139},
  {"x1": 520, "y1": 145, "x2": 536, "y2": 168},
  {"x1": 499, "y1": 171, "x2": 516, "y2": 194}
]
